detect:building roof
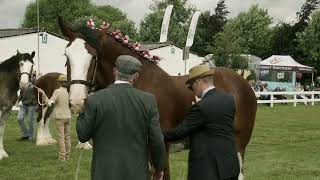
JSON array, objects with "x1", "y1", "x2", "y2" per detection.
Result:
[
  {"x1": 0, "y1": 28, "x2": 38, "y2": 38},
  {"x1": 138, "y1": 42, "x2": 202, "y2": 57},
  {"x1": 139, "y1": 42, "x2": 172, "y2": 51},
  {"x1": 0, "y1": 28, "x2": 67, "y2": 40}
]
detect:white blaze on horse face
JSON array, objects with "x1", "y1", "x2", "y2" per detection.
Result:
[
  {"x1": 19, "y1": 60, "x2": 33, "y2": 88},
  {"x1": 65, "y1": 38, "x2": 93, "y2": 111}
]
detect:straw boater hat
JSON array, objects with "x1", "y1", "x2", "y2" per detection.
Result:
[
  {"x1": 186, "y1": 64, "x2": 214, "y2": 85},
  {"x1": 58, "y1": 74, "x2": 67, "y2": 82}
]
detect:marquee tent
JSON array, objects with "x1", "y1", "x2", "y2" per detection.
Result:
[{"x1": 259, "y1": 55, "x2": 315, "y2": 91}]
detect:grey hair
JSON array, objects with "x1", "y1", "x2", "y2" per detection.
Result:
[
  {"x1": 199, "y1": 76, "x2": 213, "y2": 85},
  {"x1": 115, "y1": 69, "x2": 136, "y2": 82}
]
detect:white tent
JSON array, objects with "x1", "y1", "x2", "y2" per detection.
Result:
[
  {"x1": 260, "y1": 55, "x2": 315, "y2": 91},
  {"x1": 260, "y1": 55, "x2": 314, "y2": 73}
]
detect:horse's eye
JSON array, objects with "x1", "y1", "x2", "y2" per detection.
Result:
[{"x1": 19, "y1": 62, "x2": 23, "y2": 66}]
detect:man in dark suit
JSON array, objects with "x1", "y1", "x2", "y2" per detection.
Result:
[
  {"x1": 76, "y1": 55, "x2": 166, "y2": 180},
  {"x1": 163, "y1": 64, "x2": 240, "y2": 180}
]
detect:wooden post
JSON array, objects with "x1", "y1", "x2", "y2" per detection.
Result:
[
  {"x1": 270, "y1": 94, "x2": 274, "y2": 107},
  {"x1": 294, "y1": 94, "x2": 297, "y2": 107},
  {"x1": 311, "y1": 92, "x2": 315, "y2": 106}
]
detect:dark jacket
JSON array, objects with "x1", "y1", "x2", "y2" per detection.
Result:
[
  {"x1": 77, "y1": 83, "x2": 166, "y2": 180},
  {"x1": 163, "y1": 89, "x2": 239, "y2": 180},
  {"x1": 19, "y1": 85, "x2": 37, "y2": 106}
]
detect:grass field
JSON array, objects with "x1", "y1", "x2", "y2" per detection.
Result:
[{"x1": 0, "y1": 104, "x2": 320, "y2": 180}]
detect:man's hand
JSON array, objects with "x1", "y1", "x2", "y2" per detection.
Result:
[
  {"x1": 152, "y1": 171, "x2": 164, "y2": 180},
  {"x1": 79, "y1": 99, "x2": 85, "y2": 113}
]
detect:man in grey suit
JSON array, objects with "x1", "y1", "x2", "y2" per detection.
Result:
[
  {"x1": 77, "y1": 55, "x2": 166, "y2": 180},
  {"x1": 163, "y1": 64, "x2": 240, "y2": 180}
]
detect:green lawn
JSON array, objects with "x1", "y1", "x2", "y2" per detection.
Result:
[{"x1": 0, "y1": 104, "x2": 320, "y2": 180}]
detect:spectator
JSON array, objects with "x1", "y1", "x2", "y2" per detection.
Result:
[
  {"x1": 259, "y1": 83, "x2": 270, "y2": 100},
  {"x1": 295, "y1": 83, "x2": 308, "y2": 105},
  {"x1": 39, "y1": 74, "x2": 72, "y2": 161},
  {"x1": 17, "y1": 83, "x2": 37, "y2": 141}
]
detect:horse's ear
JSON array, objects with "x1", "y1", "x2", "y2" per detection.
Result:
[
  {"x1": 31, "y1": 51, "x2": 35, "y2": 58},
  {"x1": 58, "y1": 16, "x2": 76, "y2": 41},
  {"x1": 16, "y1": 49, "x2": 21, "y2": 55}
]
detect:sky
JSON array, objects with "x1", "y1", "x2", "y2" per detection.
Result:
[{"x1": 0, "y1": 0, "x2": 306, "y2": 29}]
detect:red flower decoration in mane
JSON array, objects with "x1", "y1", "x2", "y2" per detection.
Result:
[
  {"x1": 112, "y1": 30, "x2": 123, "y2": 39},
  {"x1": 143, "y1": 49, "x2": 151, "y2": 58},
  {"x1": 151, "y1": 55, "x2": 160, "y2": 63},
  {"x1": 122, "y1": 35, "x2": 130, "y2": 45},
  {"x1": 87, "y1": 19, "x2": 95, "y2": 29},
  {"x1": 132, "y1": 42, "x2": 141, "y2": 50}
]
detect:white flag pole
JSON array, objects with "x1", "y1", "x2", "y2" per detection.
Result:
[
  {"x1": 159, "y1": 5, "x2": 174, "y2": 42},
  {"x1": 37, "y1": 0, "x2": 40, "y2": 75},
  {"x1": 185, "y1": 11, "x2": 201, "y2": 47},
  {"x1": 184, "y1": 11, "x2": 201, "y2": 74}
]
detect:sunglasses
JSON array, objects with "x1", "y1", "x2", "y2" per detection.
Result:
[{"x1": 187, "y1": 80, "x2": 199, "y2": 91}]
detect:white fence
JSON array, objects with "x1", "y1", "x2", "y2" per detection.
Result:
[{"x1": 255, "y1": 91, "x2": 320, "y2": 107}]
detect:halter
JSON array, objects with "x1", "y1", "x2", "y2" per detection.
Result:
[
  {"x1": 69, "y1": 56, "x2": 98, "y2": 93},
  {"x1": 20, "y1": 64, "x2": 34, "y2": 82}
]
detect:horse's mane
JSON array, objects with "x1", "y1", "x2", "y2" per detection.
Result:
[
  {"x1": 76, "y1": 26, "x2": 100, "y2": 51},
  {"x1": 76, "y1": 25, "x2": 159, "y2": 64},
  {"x1": 0, "y1": 54, "x2": 19, "y2": 72},
  {"x1": 0, "y1": 53, "x2": 34, "y2": 72}
]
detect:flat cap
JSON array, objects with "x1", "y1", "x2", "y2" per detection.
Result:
[{"x1": 115, "y1": 55, "x2": 142, "y2": 74}]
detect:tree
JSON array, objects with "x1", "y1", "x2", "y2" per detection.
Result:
[
  {"x1": 210, "y1": 22, "x2": 244, "y2": 68},
  {"x1": 210, "y1": 4, "x2": 272, "y2": 68},
  {"x1": 139, "y1": 0, "x2": 194, "y2": 46},
  {"x1": 74, "y1": 5, "x2": 138, "y2": 40},
  {"x1": 21, "y1": 1, "x2": 138, "y2": 38},
  {"x1": 229, "y1": 5, "x2": 273, "y2": 59},
  {"x1": 191, "y1": 0, "x2": 229, "y2": 56},
  {"x1": 269, "y1": 0, "x2": 319, "y2": 61},
  {"x1": 297, "y1": 11, "x2": 320, "y2": 72},
  {"x1": 21, "y1": 0, "x2": 93, "y2": 34},
  {"x1": 295, "y1": 0, "x2": 319, "y2": 32}
]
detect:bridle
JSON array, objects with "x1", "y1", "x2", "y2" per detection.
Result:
[
  {"x1": 68, "y1": 55, "x2": 98, "y2": 93},
  {"x1": 20, "y1": 63, "x2": 34, "y2": 83}
]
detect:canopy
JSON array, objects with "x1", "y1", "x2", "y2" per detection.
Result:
[{"x1": 260, "y1": 55, "x2": 315, "y2": 73}]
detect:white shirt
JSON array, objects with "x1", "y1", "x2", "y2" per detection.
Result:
[
  {"x1": 114, "y1": 80, "x2": 132, "y2": 85},
  {"x1": 201, "y1": 86, "x2": 215, "y2": 99}
]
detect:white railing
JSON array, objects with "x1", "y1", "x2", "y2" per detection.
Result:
[{"x1": 255, "y1": 91, "x2": 320, "y2": 107}]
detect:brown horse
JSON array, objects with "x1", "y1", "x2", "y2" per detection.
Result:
[
  {"x1": 33, "y1": 72, "x2": 61, "y2": 146},
  {"x1": 33, "y1": 72, "x2": 92, "y2": 149},
  {"x1": 59, "y1": 17, "x2": 256, "y2": 180}
]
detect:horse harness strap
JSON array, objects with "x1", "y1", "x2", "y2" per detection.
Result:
[{"x1": 69, "y1": 56, "x2": 98, "y2": 93}]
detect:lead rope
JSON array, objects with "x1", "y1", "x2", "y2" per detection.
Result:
[
  {"x1": 75, "y1": 149, "x2": 84, "y2": 180},
  {"x1": 29, "y1": 83, "x2": 46, "y2": 106}
]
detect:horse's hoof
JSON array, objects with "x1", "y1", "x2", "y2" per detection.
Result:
[
  {"x1": 0, "y1": 149, "x2": 9, "y2": 160},
  {"x1": 36, "y1": 141, "x2": 49, "y2": 146},
  {"x1": 76, "y1": 142, "x2": 92, "y2": 150},
  {"x1": 47, "y1": 138, "x2": 57, "y2": 144}
]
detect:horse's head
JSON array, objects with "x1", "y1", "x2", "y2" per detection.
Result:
[
  {"x1": 17, "y1": 50, "x2": 35, "y2": 88},
  {"x1": 58, "y1": 17, "x2": 109, "y2": 112}
]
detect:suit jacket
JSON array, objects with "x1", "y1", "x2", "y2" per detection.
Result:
[
  {"x1": 77, "y1": 83, "x2": 166, "y2": 180},
  {"x1": 49, "y1": 87, "x2": 71, "y2": 119},
  {"x1": 163, "y1": 89, "x2": 240, "y2": 180}
]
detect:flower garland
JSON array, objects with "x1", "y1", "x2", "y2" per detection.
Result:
[{"x1": 86, "y1": 19, "x2": 160, "y2": 64}]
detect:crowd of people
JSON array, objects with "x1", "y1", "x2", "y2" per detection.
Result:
[{"x1": 250, "y1": 80, "x2": 320, "y2": 105}]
